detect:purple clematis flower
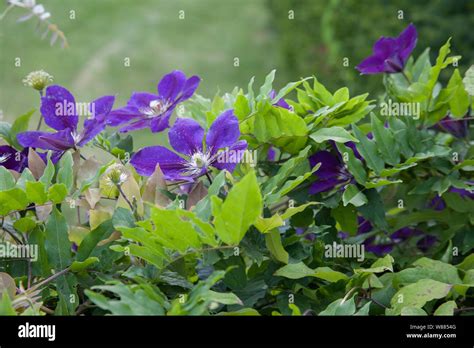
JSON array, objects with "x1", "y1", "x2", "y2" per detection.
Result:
[
  {"x1": 356, "y1": 23, "x2": 417, "y2": 75},
  {"x1": 108, "y1": 70, "x2": 200, "y2": 133},
  {"x1": 130, "y1": 110, "x2": 247, "y2": 181},
  {"x1": 429, "y1": 182, "x2": 474, "y2": 210},
  {"x1": 0, "y1": 145, "x2": 28, "y2": 172},
  {"x1": 309, "y1": 150, "x2": 352, "y2": 194},
  {"x1": 435, "y1": 115, "x2": 469, "y2": 138},
  {"x1": 340, "y1": 217, "x2": 437, "y2": 256},
  {"x1": 269, "y1": 90, "x2": 291, "y2": 110},
  {"x1": 17, "y1": 85, "x2": 114, "y2": 154}
]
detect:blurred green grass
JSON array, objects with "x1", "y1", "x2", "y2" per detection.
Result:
[{"x1": 0, "y1": 0, "x2": 282, "y2": 150}]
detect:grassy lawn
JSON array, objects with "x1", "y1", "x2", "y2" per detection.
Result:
[{"x1": 0, "y1": 0, "x2": 283, "y2": 150}]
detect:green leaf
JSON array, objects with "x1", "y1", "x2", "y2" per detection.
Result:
[
  {"x1": 462, "y1": 65, "x2": 474, "y2": 96},
  {"x1": 10, "y1": 109, "x2": 35, "y2": 148},
  {"x1": 213, "y1": 171, "x2": 262, "y2": 245},
  {"x1": 13, "y1": 217, "x2": 36, "y2": 233},
  {"x1": 57, "y1": 151, "x2": 74, "y2": 192},
  {"x1": 149, "y1": 207, "x2": 202, "y2": 253},
  {"x1": 86, "y1": 282, "x2": 165, "y2": 315},
  {"x1": 336, "y1": 143, "x2": 367, "y2": 185},
  {"x1": 207, "y1": 290, "x2": 243, "y2": 305},
  {"x1": 355, "y1": 254, "x2": 394, "y2": 274},
  {"x1": 70, "y1": 257, "x2": 99, "y2": 272},
  {"x1": 319, "y1": 296, "x2": 356, "y2": 315},
  {"x1": 253, "y1": 107, "x2": 308, "y2": 154},
  {"x1": 0, "y1": 188, "x2": 29, "y2": 216},
  {"x1": 76, "y1": 220, "x2": 115, "y2": 261},
  {"x1": 310, "y1": 127, "x2": 358, "y2": 144},
  {"x1": 0, "y1": 167, "x2": 16, "y2": 190},
  {"x1": 447, "y1": 69, "x2": 470, "y2": 117},
  {"x1": 352, "y1": 125, "x2": 384, "y2": 174},
  {"x1": 26, "y1": 181, "x2": 47, "y2": 205},
  {"x1": 371, "y1": 114, "x2": 399, "y2": 165},
  {"x1": 0, "y1": 293, "x2": 16, "y2": 316},
  {"x1": 45, "y1": 208, "x2": 72, "y2": 269},
  {"x1": 259, "y1": 69, "x2": 276, "y2": 98},
  {"x1": 39, "y1": 154, "x2": 55, "y2": 186},
  {"x1": 331, "y1": 204, "x2": 357, "y2": 235},
  {"x1": 47, "y1": 183, "x2": 68, "y2": 204},
  {"x1": 357, "y1": 189, "x2": 388, "y2": 230},
  {"x1": 0, "y1": 122, "x2": 12, "y2": 145},
  {"x1": 434, "y1": 301, "x2": 457, "y2": 316},
  {"x1": 342, "y1": 184, "x2": 367, "y2": 207},
  {"x1": 387, "y1": 279, "x2": 452, "y2": 315},
  {"x1": 265, "y1": 229, "x2": 289, "y2": 264},
  {"x1": 274, "y1": 262, "x2": 348, "y2": 282}
]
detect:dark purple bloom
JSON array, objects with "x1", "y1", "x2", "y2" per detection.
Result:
[
  {"x1": 309, "y1": 150, "x2": 352, "y2": 194},
  {"x1": 429, "y1": 183, "x2": 474, "y2": 210},
  {"x1": 17, "y1": 85, "x2": 114, "y2": 153},
  {"x1": 130, "y1": 110, "x2": 247, "y2": 181},
  {"x1": 340, "y1": 217, "x2": 436, "y2": 256},
  {"x1": 436, "y1": 115, "x2": 469, "y2": 138},
  {"x1": 0, "y1": 145, "x2": 28, "y2": 172},
  {"x1": 269, "y1": 90, "x2": 291, "y2": 110},
  {"x1": 108, "y1": 70, "x2": 200, "y2": 133},
  {"x1": 356, "y1": 24, "x2": 417, "y2": 75},
  {"x1": 267, "y1": 146, "x2": 276, "y2": 161}
]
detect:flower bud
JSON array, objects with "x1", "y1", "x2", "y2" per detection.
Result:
[{"x1": 23, "y1": 70, "x2": 53, "y2": 91}]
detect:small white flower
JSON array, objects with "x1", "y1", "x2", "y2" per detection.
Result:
[
  {"x1": 103, "y1": 164, "x2": 129, "y2": 187},
  {"x1": 23, "y1": 70, "x2": 53, "y2": 91}
]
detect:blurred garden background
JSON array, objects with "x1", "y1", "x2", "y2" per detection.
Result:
[{"x1": 1, "y1": 0, "x2": 473, "y2": 149}]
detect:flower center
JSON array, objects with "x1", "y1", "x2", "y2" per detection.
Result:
[
  {"x1": 140, "y1": 99, "x2": 171, "y2": 118},
  {"x1": 185, "y1": 151, "x2": 211, "y2": 176},
  {"x1": 71, "y1": 130, "x2": 82, "y2": 144}
]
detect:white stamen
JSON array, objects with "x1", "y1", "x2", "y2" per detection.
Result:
[
  {"x1": 0, "y1": 153, "x2": 12, "y2": 163},
  {"x1": 139, "y1": 99, "x2": 171, "y2": 118},
  {"x1": 184, "y1": 151, "x2": 212, "y2": 176},
  {"x1": 71, "y1": 130, "x2": 82, "y2": 144}
]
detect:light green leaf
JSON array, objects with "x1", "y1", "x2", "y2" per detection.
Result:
[
  {"x1": 26, "y1": 181, "x2": 47, "y2": 205},
  {"x1": 342, "y1": 184, "x2": 367, "y2": 207},
  {"x1": 265, "y1": 229, "x2": 289, "y2": 264},
  {"x1": 352, "y1": 125, "x2": 384, "y2": 174},
  {"x1": 213, "y1": 171, "x2": 262, "y2": 245},
  {"x1": 57, "y1": 151, "x2": 74, "y2": 192},
  {"x1": 274, "y1": 262, "x2": 348, "y2": 282},
  {"x1": 434, "y1": 301, "x2": 457, "y2": 316},
  {"x1": 310, "y1": 127, "x2": 357, "y2": 144},
  {"x1": 387, "y1": 279, "x2": 452, "y2": 315},
  {"x1": 0, "y1": 167, "x2": 16, "y2": 190}
]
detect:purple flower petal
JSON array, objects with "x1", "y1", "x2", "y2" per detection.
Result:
[
  {"x1": 127, "y1": 92, "x2": 159, "y2": 108},
  {"x1": 309, "y1": 151, "x2": 342, "y2": 179},
  {"x1": 107, "y1": 106, "x2": 142, "y2": 127},
  {"x1": 212, "y1": 140, "x2": 248, "y2": 172},
  {"x1": 0, "y1": 145, "x2": 27, "y2": 172},
  {"x1": 436, "y1": 115, "x2": 469, "y2": 138},
  {"x1": 267, "y1": 146, "x2": 276, "y2": 161},
  {"x1": 158, "y1": 70, "x2": 187, "y2": 101},
  {"x1": 309, "y1": 178, "x2": 346, "y2": 195},
  {"x1": 119, "y1": 118, "x2": 151, "y2": 133},
  {"x1": 356, "y1": 24, "x2": 417, "y2": 75},
  {"x1": 17, "y1": 130, "x2": 74, "y2": 151},
  {"x1": 169, "y1": 118, "x2": 204, "y2": 156},
  {"x1": 205, "y1": 110, "x2": 240, "y2": 154},
  {"x1": 178, "y1": 75, "x2": 201, "y2": 101},
  {"x1": 397, "y1": 23, "x2": 417, "y2": 64},
  {"x1": 130, "y1": 145, "x2": 187, "y2": 179},
  {"x1": 150, "y1": 111, "x2": 173, "y2": 133},
  {"x1": 40, "y1": 85, "x2": 78, "y2": 131},
  {"x1": 90, "y1": 95, "x2": 115, "y2": 120}
]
